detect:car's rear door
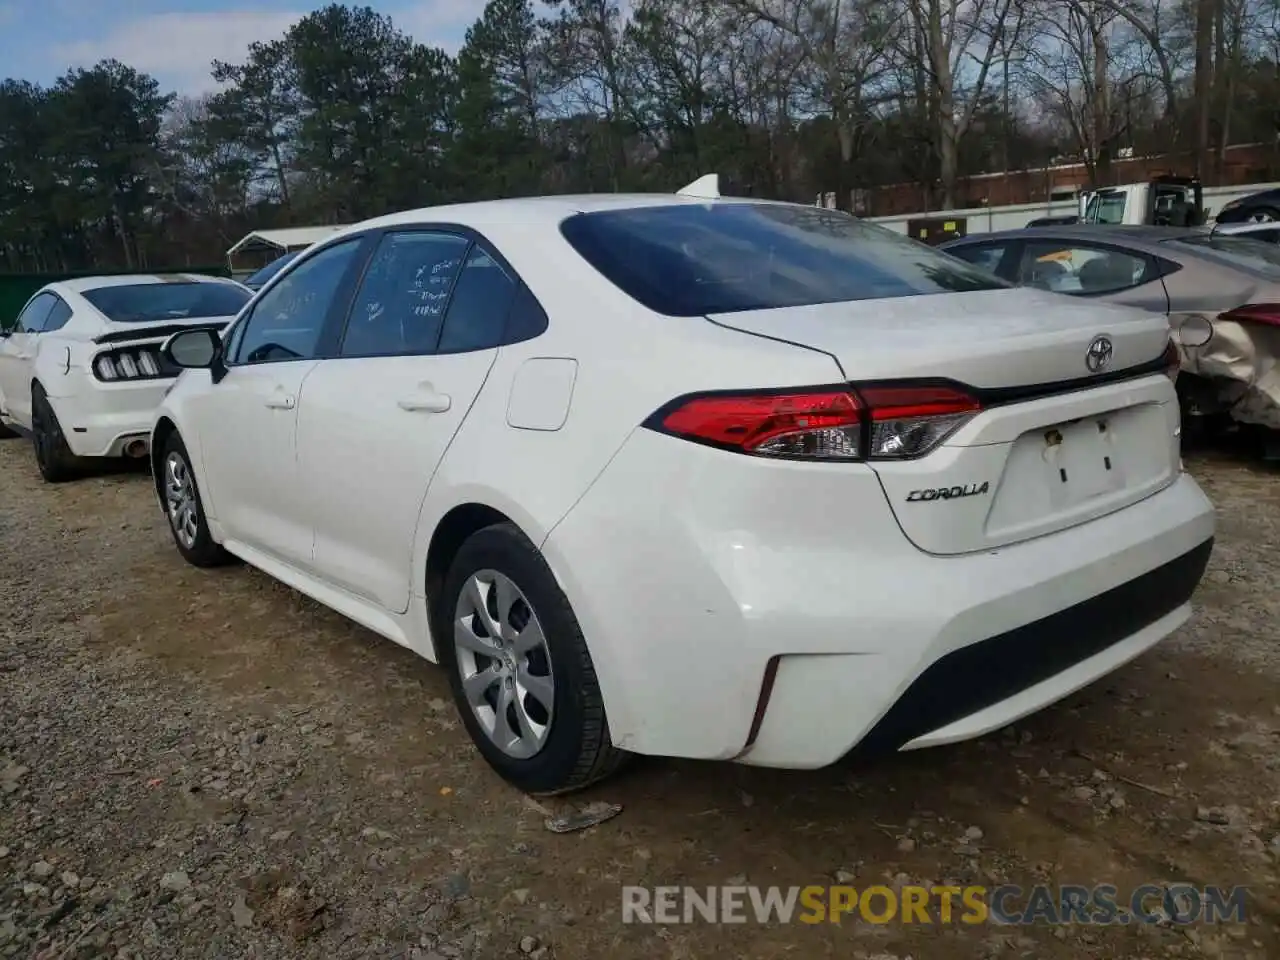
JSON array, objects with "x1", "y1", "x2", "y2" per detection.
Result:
[{"x1": 295, "y1": 229, "x2": 520, "y2": 613}]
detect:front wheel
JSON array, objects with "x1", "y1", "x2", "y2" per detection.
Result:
[
  {"x1": 160, "y1": 432, "x2": 236, "y2": 568},
  {"x1": 439, "y1": 523, "x2": 628, "y2": 795}
]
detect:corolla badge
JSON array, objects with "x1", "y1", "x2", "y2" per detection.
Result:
[{"x1": 1085, "y1": 335, "x2": 1114, "y2": 373}]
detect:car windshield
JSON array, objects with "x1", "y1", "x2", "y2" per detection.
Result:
[
  {"x1": 558, "y1": 202, "x2": 1006, "y2": 317},
  {"x1": 1166, "y1": 234, "x2": 1280, "y2": 279},
  {"x1": 82, "y1": 281, "x2": 251, "y2": 324},
  {"x1": 245, "y1": 252, "x2": 299, "y2": 287}
]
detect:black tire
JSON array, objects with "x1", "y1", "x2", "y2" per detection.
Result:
[
  {"x1": 0, "y1": 419, "x2": 17, "y2": 439},
  {"x1": 438, "y1": 522, "x2": 628, "y2": 795},
  {"x1": 159, "y1": 431, "x2": 235, "y2": 568},
  {"x1": 30, "y1": 384, "x2": 83, "y2": 483}
]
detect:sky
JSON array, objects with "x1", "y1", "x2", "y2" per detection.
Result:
[{"x1": 0, "y1": 0, "x2": 488, "y2": 96}]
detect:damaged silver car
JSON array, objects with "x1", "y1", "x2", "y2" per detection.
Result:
[{"x1": 941, "y1": 224, "x2": 1280, "y2": 459}]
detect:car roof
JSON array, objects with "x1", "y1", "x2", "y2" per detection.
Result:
[
  {"x1": 325, "y1": 193, "x2": 785, "y2": 241},
  {"x1": 53, "y1": 274, "x2": 239, "y2": 295},
  {"x1": 946, "y1": 224, "x2": 1209, "y2": 249}
]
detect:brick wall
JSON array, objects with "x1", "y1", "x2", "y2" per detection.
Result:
[{"x1": 858, "y1": 143, "x2": 1277, "y2": 216}]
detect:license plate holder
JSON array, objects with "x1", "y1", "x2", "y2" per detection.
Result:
[{"x1": 1044, "y1": 416, "x2": 1124, "y2": 505}]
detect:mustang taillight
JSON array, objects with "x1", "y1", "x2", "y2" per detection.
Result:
[
  {"x1": 649, "y1": 384, "x2": 982, "y2": 461},
  {"x1": 92, "y1": 345, "x2": 171, "y2": 382}
]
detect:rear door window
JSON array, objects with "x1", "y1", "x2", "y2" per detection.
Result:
[
  {"x1": 1014, "y1": 242, "x2": 1154, "y2": 295},
  {"x1": 340, "y1": 231, "x2": 469, "y2": 358},
  {"x1": 436, "y1": 246, "x2": 518, "y2": 353},
  {"x1": 559, "y1": 203, "x2": 1006, "y2": 317}
]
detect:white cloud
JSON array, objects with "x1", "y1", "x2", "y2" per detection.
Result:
[
  {"x1": 50, "y1": 10, "x2": 305, "y2": 95},
  {"x1": 44, "y1": 3, "x2": 491, "y2": 94},
  {"x1": 397, "y1": 0, "x2": 487, "y2": 54}
]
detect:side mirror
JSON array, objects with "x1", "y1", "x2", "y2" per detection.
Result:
[
  {"x1": 162, "y1": 327, "x2": 221, "y2": 369},
  {"x1": 1170, "y1": 314, "x2": 1214, "y2": 349}
]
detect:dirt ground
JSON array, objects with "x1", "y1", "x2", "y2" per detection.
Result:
[{"x1": 1, "y1": 437, "x2": 1279, "y2": 960}]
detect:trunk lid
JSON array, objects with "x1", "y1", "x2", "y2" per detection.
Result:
[
  {"x1": 707, "y1": 288, "x2": 1168, "y2": 387},
  {"x1": 709, "y1": 288, "x2": 1180, "y2": 555}
]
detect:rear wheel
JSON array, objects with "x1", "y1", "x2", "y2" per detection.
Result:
[
  {"x1": 31, "y1": 385, "x2": 83, "y2": 483},
  {"x1": 161, "y1": 432, "x2": 235, "y2": 568},
  {"x1": 0, "y1": 420, "x2": 17, "y2": 439},
  {"x1": 438, "y1": 523, "x2": 628, "y2": 795}
]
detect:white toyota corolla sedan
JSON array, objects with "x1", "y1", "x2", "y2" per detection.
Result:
[
  {"x1": 0, "y1": 274, "x2": 252, "y2": 482},
  {"x1": 149, "y1": 183, "x2": 1216, "y2": 795}
]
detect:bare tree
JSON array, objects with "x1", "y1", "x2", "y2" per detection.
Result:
[
  {"x1": 731, "y1": 0, "x2": 898, "y2": 204},
  {"x1": 896, "y1": 0, "x2": 1023, "y2": 206}
]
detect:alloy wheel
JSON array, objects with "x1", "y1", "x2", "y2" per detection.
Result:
[
  {"x1": 164, "y1": 451, "x2": 199, "y2": 549},
  {"x1": 453, "y1": 569, "x2": 555, "y2": 760}
]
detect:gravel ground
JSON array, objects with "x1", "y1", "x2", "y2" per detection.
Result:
[{"x1": 1, "y1": 436, "x2": 1279, "y2": 960}]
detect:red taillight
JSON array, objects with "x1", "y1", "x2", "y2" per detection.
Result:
[
  {"x1": 651, "y1": 384, "x2": 981, "y2": 461},
  {"x1": 658, "y1": 390, "x2": 863, "y2": 459},
  {"x1": 1163, "y1": 339, "x2": 1180, "y2": 381},
  {"x1": 1219, "y1": 302, "x2": 1280, "y2": 327}
]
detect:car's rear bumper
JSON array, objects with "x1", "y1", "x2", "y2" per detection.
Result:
[
  {"x1": 541, "y1": 429, "x2": 1216, "y2": 766},
  {"x1": 50, "y1": 378, "x2": 174, "y2": 457}
]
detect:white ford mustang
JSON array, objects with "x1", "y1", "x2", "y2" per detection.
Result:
[
  {"x1": 0, "y1": 274, "x2": 252, "y2": 482},
  {"x1": 149, "y1": 182, "x2": 1216, "y2": 795}
]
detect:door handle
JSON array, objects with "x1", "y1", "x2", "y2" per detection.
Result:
[
  {"x1": 397, "y1": 392, "x2": 451, "y2": 413},
  {"x1": 264, "y1": 394, "x2": 296, "y2": 409}
]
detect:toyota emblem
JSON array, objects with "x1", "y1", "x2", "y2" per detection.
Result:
[{"x1": 1085, "y1": 335, "x2": 1113, "y2": 373}]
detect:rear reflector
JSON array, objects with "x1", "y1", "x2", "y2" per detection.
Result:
[
  {"x1": 649, "y1": 384, "x2": 982, "y2": 461},
  {"x1": 1219, "y1": 302, "x2": 1280, "y2": 327}
]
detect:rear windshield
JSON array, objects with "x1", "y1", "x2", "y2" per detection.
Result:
[
  {"x1": 558, "y1": 203, "x2": 1006, "y2": 317},
  {"x1": 1166, "y1": 235, "x2": 1280, "y2": 278},
  {"x1": 82, "y1": 281, "x2": 252, "y2": 324}
]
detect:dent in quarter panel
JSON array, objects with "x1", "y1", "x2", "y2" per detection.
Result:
[{"x1": 506, "y1": 358, "x2": 578, "y2": 431}]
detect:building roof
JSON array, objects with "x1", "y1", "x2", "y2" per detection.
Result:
[{"x1": 226, "y1": 226, "x2": 350, "y2": 259}]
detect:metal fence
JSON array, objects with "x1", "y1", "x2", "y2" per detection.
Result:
[{"x1": 0, "y1": 266, "x2": 230, "y2": 331}]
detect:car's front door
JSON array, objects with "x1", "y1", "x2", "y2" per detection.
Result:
[
  {"x1": 190, "y1": 236, "x2": 370, "y2": 569},
  {"x1": 0, "y1": 293, "x2": 57, "y2": 426},
  {"x1": 296, "y1": 230, "x2": 521, "y2": 612}
]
